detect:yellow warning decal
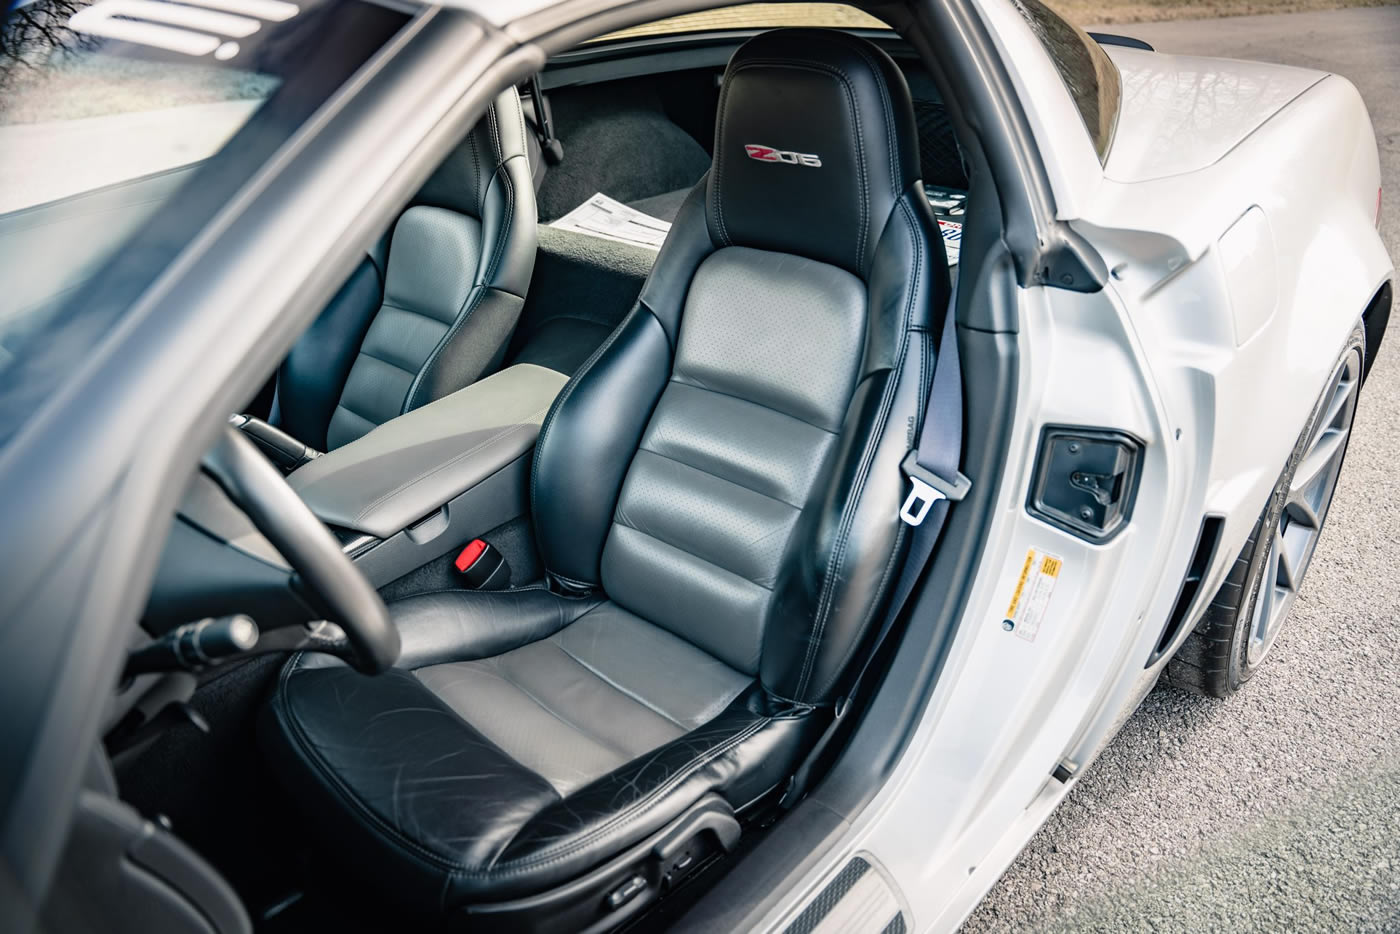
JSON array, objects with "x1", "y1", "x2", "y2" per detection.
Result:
[
  {"x1": 1001, "y1": 548, "x2": 1064, "y2": 643},
  {"x1": 1005, "y1": 550, "x2": 1035, "y2": 618}
]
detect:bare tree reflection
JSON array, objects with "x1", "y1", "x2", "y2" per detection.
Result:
[{"x1": 0, "y1": 0, "x2": 97, "y2": 95}]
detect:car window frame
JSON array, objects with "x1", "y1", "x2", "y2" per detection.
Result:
[
  {"x1": 0, "y1": 4, "x2": 551, "y2": 910},
  {"x1": 1005, "y1": 0, "x2": 1120, "y2": 162}
]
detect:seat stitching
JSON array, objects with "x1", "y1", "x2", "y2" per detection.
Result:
[
  {"x1": 331, "y1": 401, "x2": 379, "y2": 431},
  {"x1": 710, "y1": 73, "x2": 732, "y2": 245},
  {"x1": 486, "y1": 715, "x2": 771, "y2": 873},
  {"x1": 610, "y1": 522, "x2": 777, "y2": 594},
  {"x1": 353, "y1": 347, "x2": 420, "y2": 377},
  {"x1": 847, "y1": 42, "x2": 901, "y2": 201},
  {"x1": 378, "y1": 298, "x2": 458, "y2": 328},
  {"x1": 467, "y1": 129, "x2": 480, "y2": 216},
  {"x1": 393, "y1": 583, "x2": 560, "y2": 602},
  {"x1": 798, "y1": 197, "x2": 922, "y2": 697},
  {"x1": 633, "y1": 446, "x2": 807, "y2": 510},
  {"x1": 513, "y1": 87, "x2": 528, "y2": 163},
  {"x1": 794, "y1": 194, "x2": 923, "y2": 700},
  {"x1": 668, "y1": 374, "x2": 842, "y2": 435},
  {"x1": 548, "y1": 641, "x2": 691, "y2": 730},
  {"x1": 419, "y1": 658, "x2": 638, "y2": 766}
]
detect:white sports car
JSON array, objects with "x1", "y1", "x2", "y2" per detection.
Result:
[{"x1": 0, "y1": 0, "x2": 1391, "y2": 932}]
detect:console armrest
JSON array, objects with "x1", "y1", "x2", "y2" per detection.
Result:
[{"x1": 288, "y1": 364, "x2": 568, "y2": 539}]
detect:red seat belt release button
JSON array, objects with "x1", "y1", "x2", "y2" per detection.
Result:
[
  {"x1": 454, "y1": 539, "x2": 488, "y2": 573},
  {"x1": 454, "y1": 539, "x2": 509, "y2": 590}
]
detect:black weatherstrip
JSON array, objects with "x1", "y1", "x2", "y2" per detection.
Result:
[{"x1": 782, "y1": 856, "x2": 906, "y2": 934}]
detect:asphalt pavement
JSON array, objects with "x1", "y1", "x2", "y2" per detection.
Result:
[{"x1": 963, "y1": 7, "x2": 1400, "y2": 932}]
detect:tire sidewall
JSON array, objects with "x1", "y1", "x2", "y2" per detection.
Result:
[{"x1": 1227, "y1": 326, "x2": 1366, "y2": 689}]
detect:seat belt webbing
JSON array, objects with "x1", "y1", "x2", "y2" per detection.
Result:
[{"x1": 780, "y1": 301, "x2": 969, "y2": 807}]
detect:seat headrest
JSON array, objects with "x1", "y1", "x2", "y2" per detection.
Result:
[
  {"x1": 706, "y1": 29, "x2": 922, "y2": 277},
  {"x1": 414, "y1": 87, "x2": 530, "y2": 219}
]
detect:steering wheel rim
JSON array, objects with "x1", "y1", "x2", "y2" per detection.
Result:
[{"x1": 201, "y1": 426, "x2": 400, "y2": 673}]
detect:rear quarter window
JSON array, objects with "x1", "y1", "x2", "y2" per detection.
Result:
[{"x1": 1008, "y1": 0, "x2": 1120, "y2": 161}]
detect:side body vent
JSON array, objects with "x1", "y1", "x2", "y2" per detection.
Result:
[{"x1": 1147, "y1": 516, "x2": 1224, "y2": 667}]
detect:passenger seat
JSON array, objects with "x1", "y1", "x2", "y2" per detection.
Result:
[{"x1": 265, "y1": 87, "x2": 537, "y2": 453}]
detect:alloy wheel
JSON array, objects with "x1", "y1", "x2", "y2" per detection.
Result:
[{"x1": 1245, "y1": 348, "x2": 1362, "y2": 667}]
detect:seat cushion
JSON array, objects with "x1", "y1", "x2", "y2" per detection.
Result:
[{"x1": 260, "y1": 589, "x2": 816, "y2": 910}]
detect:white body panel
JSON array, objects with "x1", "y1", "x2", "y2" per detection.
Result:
[
  {"x1": 760, "y1": 10, "x2": 1392, "y2": 934},
  {"x1": 1103, "y1": 47, "x2": 1324, "y2": 183}
]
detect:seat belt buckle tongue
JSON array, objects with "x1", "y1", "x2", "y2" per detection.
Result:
[{"x1": 899, "y1": 450, "x2": 970, "y2": 527}]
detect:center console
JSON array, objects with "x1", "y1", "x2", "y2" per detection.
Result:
[{"x1": 289, "y1": 363, "x2": 567, "y2": 586}]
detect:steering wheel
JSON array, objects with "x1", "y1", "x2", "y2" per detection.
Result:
[{"x1": 200, "y1": 426, "x2": 400, "y2": 674}]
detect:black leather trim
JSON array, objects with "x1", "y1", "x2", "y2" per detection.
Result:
[
  {"x1": 635, "y1": 182, "x2": 715, "y2": 346},
  {"x1": 402, "y1": 89, "x2": 538, "y2": 413},
  {"x1": 403, "y1": 287, "x2": 526, "y2": 413},
  {"x1": 494, "y1": 689, "x2": 815, "y2": 872},
  {"x1": 272, "y1": 258, "x2": 382, "y2": 451},
  {"x1": 390, "y1": 586, "x2": 600, "y2": 668},
  {"x1": 762, "y1": 186, "x2": 947, "y2": 703},
  {"x1": 262, "y1": 596, "x2": 818, "y2": 908},
  {"x1": 531, "y1": 308, "x2": 671, "y2": 587},
  {"x1": 276, "y1": 87, "x2": 538, "y2": 449},
  {"x1": 706, "y1": 29, "x2": 920, "y2": 277}
]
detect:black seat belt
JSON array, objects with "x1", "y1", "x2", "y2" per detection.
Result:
[
  {"x1": 781, "y1": 300, "x2": 970, "y2": 808},
  {"x1": 527, "y1": 74, "x2": 565, "y2": 166}
]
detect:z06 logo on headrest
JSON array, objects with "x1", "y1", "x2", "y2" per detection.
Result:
[{"x1": 744, "y1": 144, "x2": 822, "y2": 167}]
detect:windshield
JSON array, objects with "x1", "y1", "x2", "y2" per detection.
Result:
[
  {"x1": 0, "y1": 0, "x2": 408, "y2": 443},
  {"x1": 595, "y1": 3, "x2": 891, "y2": 42}
]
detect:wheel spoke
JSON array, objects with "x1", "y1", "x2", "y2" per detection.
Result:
[
  {"x1": 1275, "y1": 526, "x2": 1298, "y2": 593},
  {"x1": 1285, "y1": 496, "x2": 1322, "y2": 532},
  {"x1": 1291, "y1": 426, "x2": 1350, "y2": 497},
  {"x1": 1245, "y1": 347, "x2": 1360, "y2": 671},
  {"x1": 1320, "y1": 372, "x2": 1357, "y2": 433},
  {"x1": 1255, "y1": 543, "x2": 1280, "y2": 639}
]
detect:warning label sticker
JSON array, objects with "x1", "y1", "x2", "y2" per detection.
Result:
[{"x1": 1002, "y1": 548, "x2": 1063, "y2": 643}]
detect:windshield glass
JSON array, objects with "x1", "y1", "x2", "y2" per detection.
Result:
[
  {"x1": 0, "y1": 0, "x2": 408, "y2": 443},
  {"x1": 595, "y1": 3, "x2": 891, "y2": 42},
  {"x1": 1, "y1": 4, "x2": 279, "y2": 213}
]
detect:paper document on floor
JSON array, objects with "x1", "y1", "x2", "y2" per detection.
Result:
[{"x1": 549, "y1": 192, "x2": 671, "y2": 250}]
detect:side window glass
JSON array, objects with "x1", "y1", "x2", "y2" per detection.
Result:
[{"x1": 1008, "y1": 0, "x2": 1121, "y2": 161}]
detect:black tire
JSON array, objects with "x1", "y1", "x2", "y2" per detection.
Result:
[{"x1": 1165, "y1": 324, "x2": 1365, "y2": 698}]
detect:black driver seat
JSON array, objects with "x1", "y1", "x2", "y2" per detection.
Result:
[{"x1": 261, "y1": 29, "x2": 951, "y2": 922}]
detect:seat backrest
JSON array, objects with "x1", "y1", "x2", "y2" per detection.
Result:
[
  {"x1": 274, "y1": 87, "x2": 537, "y2": 450},
  {"x1": 531, "y1": 30, "x2": 952, "y2": 705}
]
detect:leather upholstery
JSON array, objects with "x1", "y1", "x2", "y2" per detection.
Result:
[
  {"x1": 263, "y1": 591, "x2": 814, "y2": 908},
  {"x1": 288, "y1": 363, "x2": 566, "y2": 539},
  {"x1": 706, "y1": 28, "x2": 921, "y2": 277},
  {"x1": 263, "y1": 30, "x2": 951, "y2": 914},
  {"x1": 272, "y1": 88, "x2": 537, "y2": 451}
]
